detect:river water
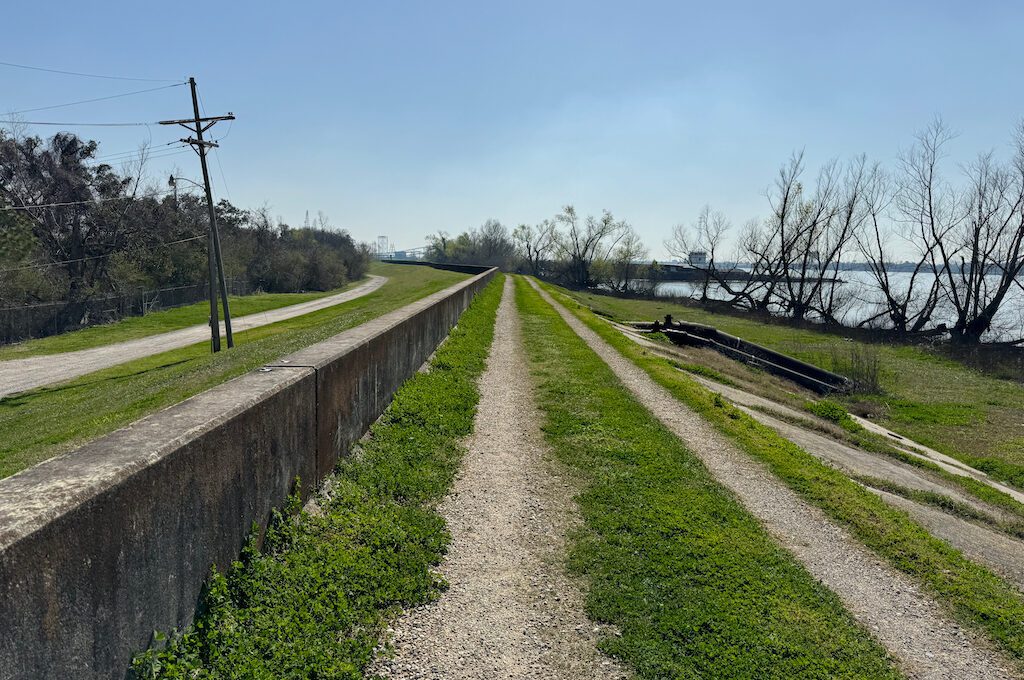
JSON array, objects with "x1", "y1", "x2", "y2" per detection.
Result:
[{"x1": 652, "y1": 270, "x2": 1024, "y2": 342}]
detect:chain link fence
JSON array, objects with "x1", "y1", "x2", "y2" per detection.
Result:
[{"x1": 0, "y1": 279, "x2": 252, "y2": 345}]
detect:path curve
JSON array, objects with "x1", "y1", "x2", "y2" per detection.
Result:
[
  {"x1": 530, "y1": 278, "x2": 1014, "y2": 680},
  {"x1": 375, "y1": 277, "x2": 626, "y2": 680},
  {"x1": 0, "y1": 275, "x2": 386, "y2": 399}
]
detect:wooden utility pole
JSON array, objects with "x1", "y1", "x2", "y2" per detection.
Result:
[{"x1": 159, "y1": 78, "x2": 235, "y2": 351}]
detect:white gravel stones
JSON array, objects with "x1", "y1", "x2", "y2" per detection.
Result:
[{"x1": 374, "y1": 277, "x2": 626, "y2": 680}]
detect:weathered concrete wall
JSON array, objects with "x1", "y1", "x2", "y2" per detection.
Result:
[
  {"x1": 0, "y1": 267, "x2": 496, "y2": 679},
  {"x1": 272, "y1": 274, "x2": 490, "y2": 481}
]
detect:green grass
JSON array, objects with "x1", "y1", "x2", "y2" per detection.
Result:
[
  {"x1": 0, "y1": 264, "x2": 468, "y2": 480},
  {"x1": 0, "y1": 274, "x2": 383, "y2": 360},
  {"x1": 515, "y1": 277, "x2": 901, "y2": 679},
  {"x1": 853, "y1": 475, "x2": 1024, "y2": 541},
  {"x1": 564, "y1": 289, "x2": 1024, "y2": 489},
  {"x1": 804, "y1": 399, "x2": 861, "y2": 433},
  {"x1": 537, "y1": 279, "x2": 1024, "y2": 670},
  {"x1": 130, "y1": 275, "x2": 503, "y2": 680}
]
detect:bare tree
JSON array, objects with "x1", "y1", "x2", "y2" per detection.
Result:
[
  {"x1": 856, "y1": 124, "x2": 947, "y2": 334},
  {"x1": 513, "y1": 220, "x2": 556, "y2": 276},
  {"x1": 605, "y1": 226, "x2": 649, "y2": 292},
  {"x1": 666, "y1": 205, "x2": 730, "y2": 302},
  {"x1": 767, "y1": 153, "x2": 871, "y2": 322},
  {"x1": 940, "y1": 126, "x2": 1024, "y2": 343},
  {"x1": 552, "y1": 205, "x2": 627, "y2": 287}
]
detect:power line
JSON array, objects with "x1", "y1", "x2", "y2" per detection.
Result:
[
  {"x1": 5, "y1": 120, "x2": 155, "y2": 127},
  {"x1": 6, "y1": 83, "x2": 186, "y2": 116},
  {"x1": 0, "y1": 235, "x2": 205, "y2": 274},
  {"x1": 196, "y1": 90, "x2": 232, "y2": 201},
  {"x1": 0, "y1": 60, "x2": 182, "y2": 83},
  {"x1": 87, "y1": 147, "x2": 191, "y2": 166},
  {"x1": 0, "y1": 187, "x2": 183, "y2": 211},
  {"x1": 89, "y1": 141, "x2": 181, "y2": 162}
]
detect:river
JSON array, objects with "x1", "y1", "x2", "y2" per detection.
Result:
[{"x1": 652, "y1": 270, "x2": 1024, "y2": 342}]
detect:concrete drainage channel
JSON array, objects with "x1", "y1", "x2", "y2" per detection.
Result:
[{"x1": 0, "y1": 265, "x2": 497, "y2": 680}]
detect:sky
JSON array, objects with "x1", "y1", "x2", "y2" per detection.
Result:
[{"x1": 3, "y1": 0, "x2": 1024, "y2": 259}]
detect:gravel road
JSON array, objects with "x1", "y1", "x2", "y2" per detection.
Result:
[
  {"x1": 529, "y1": 279, "x2": 1016, "y2": 680},
  {"x1": 374, "y1": 277, "x2": 626, "y2": 680},
  {"x1": 691, "y1": 375, "x2": 1024, "y2": 594},
  {"x1": 0, "y1": 275, "x2": 386, "y2": 399}
]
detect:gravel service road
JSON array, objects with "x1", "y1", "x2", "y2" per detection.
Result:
[
  {"x1": 0, "y1": 275, "x2": 386, "y2": 399},
  {"x1": 375, "y1": 278, "x2": 626, "y2": 680}
]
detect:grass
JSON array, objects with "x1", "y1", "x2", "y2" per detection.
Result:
[
  {"x1": 130, "y1": 275, "x2": 503, "y2": 679},
  {"x1": 563, "y1": 289, "x2": 1024, "y2": 490},
  {"x1": 0, "y1": 264, "x2": 469, "y2": 480},
  {"x1": 853, "y1": 474, "x2": 1024, "y2": 541},
  {"x1": 804, "y1": 398, "x2": 861, "y2": 433},
  {"x1": 537, "y1": 279, "x2": 1024, "y2": 670},
  {"x1": 0, "y1": 272, "x2": 384, "y2": 360},
  {"x1": 515, "y1": 277, "x2": 901, "y2": 679}
]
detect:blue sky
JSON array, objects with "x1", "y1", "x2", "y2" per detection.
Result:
[{"x1": 3, "y1": 0, "x2": 1023, "y2": 257}]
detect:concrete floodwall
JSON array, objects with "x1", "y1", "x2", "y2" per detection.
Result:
[{"x1": 0, "y1": 267, "x2": 496, "y2": 679}]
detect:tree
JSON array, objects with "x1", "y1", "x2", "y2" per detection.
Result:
[
  {"x1": 766, "y1": 152, "x2": 872, "y2": 322},
  {"x1": 666, "y1": 205, "x2": 730, "y2": 302},
  {"x1": 940, "y1": 126, "x2": 1024, "y2": 343},
  {"x1": 856, "y1": 125, "x2": 944, "y2": 334},
  {"x1": 605, "y1": 226, "x2": 649, "y2": 293},
  {"x1": 512, "y1": 220, "x2": 556, "y2": 276},
  {"x1": 0, "y1": 131, "x2": 139, "y2": 314},
  {"x1": 552, "y1": 206, "x2": 627, "y2": 288}
]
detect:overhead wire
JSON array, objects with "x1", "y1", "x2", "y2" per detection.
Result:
[
  {"x1": 0, "y1": 234, "x2": 206, "y2": 274},
  {"x1": 89, "y1": 140, "x2": 181, "y2": 162},
  {"x1": 197, "y1": 89, "x2": 232, "y2": 200},
  {"x1": 87, "y1": 148, "x2": 191, "y2": 166},
  {"x1": 4, "y1": 120, "x2": 156, "y2": 127},
  {"x1": 0, "y1": 186, "x2": 182, "y2": 211},
  {"x1": 0, "y1": 60, "x2": 182, "y2": 83},
  {"x1": 5, "y1": 83, "x2": 186, "y2": 116}
]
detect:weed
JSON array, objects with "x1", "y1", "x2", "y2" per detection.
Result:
[{"x1": 830, "y1": 343, "x2": 883, "y2": 394}]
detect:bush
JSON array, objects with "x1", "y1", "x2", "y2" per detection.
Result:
[{"x1": 830, "y1": 342, "x2": 882, "y2": 393}]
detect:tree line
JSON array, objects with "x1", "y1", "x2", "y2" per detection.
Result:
[
  {"x1": 0, "y1": 131, "x2": 370, "y2": 328},
  {"x1": 426, "y1": 119, "x2": 1024, "y2": 346}
]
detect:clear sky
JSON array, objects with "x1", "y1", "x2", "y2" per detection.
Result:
[{"x1": 3, "y1": 0, "x2": 1023, "y2": 258}]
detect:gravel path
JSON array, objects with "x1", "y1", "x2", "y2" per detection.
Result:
[
  {"x1": 0, "y1": 275, "x2": 386, "y2": 399},
  {"x1": 688, "y1": 375, "x2": 1024, "y2": 593},
  {"x1": 529, "y1": 279, "x2": 1016, "y2": 680},
  {"x1": 374, "y1": 277, "x2": 626, "y2": 680}
]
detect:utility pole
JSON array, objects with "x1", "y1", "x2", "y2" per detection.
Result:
[{"x1": 158, "y1": 77, "x2": 235, "y2": 351}]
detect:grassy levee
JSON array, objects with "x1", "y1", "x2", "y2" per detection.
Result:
[
  {"x1": 515, "y1": 278, "x2": 901, "y2": 679},
  {"x1": 564, "y1": 289, "x2": 1024, "y2": 490},
  {"x1": 0, "y1": 270, "x2": 385, "y2": 360},
  {"x1": 0, "y1": 264, "x2": 467, "y2": 480},
  {"x1": 537, "y1": 279, "x2": 1024, "y2": 670},
  {"x1": 130, "y1": 275, "x2": 503, "y2": 679}
]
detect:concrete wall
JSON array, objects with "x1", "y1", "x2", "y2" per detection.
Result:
[{"x1": 0, "y1": 267, "x2": 496, "y2": 679}]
